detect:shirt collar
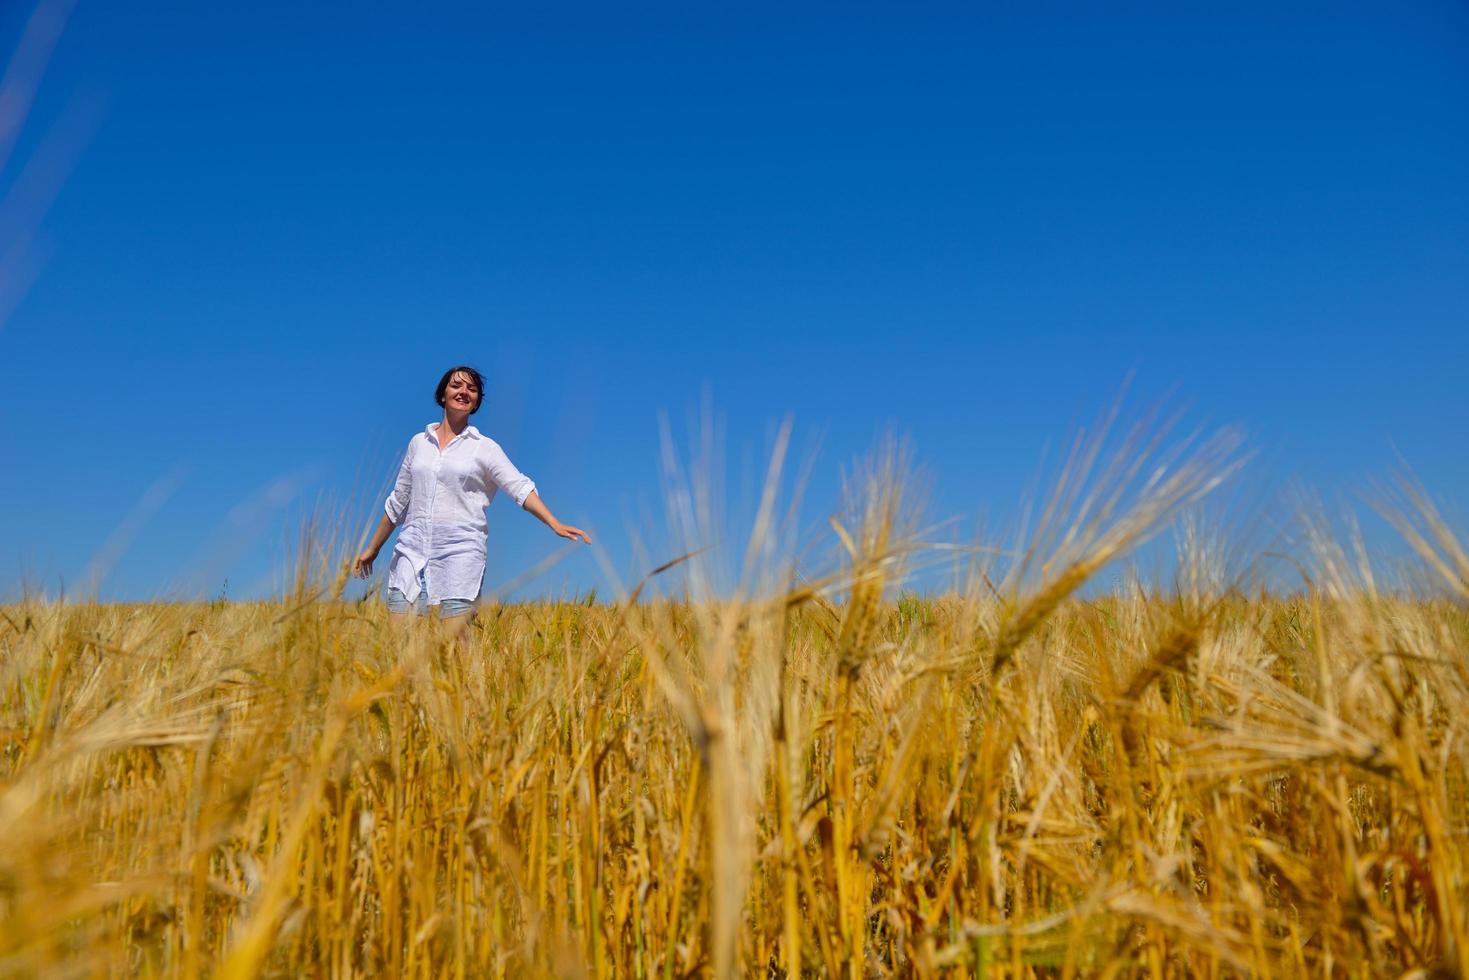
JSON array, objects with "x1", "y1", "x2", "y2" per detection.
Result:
[{"x1": 425, "y1": 422, "x2": 481, "y2": 442}]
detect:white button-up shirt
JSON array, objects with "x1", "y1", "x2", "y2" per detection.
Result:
[{"x1": 384, "y1": 423, "x2": 537, "y2": 604}]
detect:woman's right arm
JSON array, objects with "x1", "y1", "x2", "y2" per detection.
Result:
[
  {"x1": 354, "y1": 440, "x2": 415, "y2": 578},
  {"x1": 353, "y1": 514, "x2": 397, "y2": 578}
]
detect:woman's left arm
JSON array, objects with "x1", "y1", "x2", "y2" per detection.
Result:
[
  {"x1": 483, "y1": 440, "x2": 591, "y2": 543},
  {"x1": 522, "y1": 491, "x2": 592, "y2": 543}
]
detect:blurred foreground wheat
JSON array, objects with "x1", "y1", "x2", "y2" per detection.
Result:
[
  {"x1": 4, "y1": 587, "x2": 1466, "y2": 976},
  {"x1": 2, "y1": 443, "x2": 1467, "y2": 977}
]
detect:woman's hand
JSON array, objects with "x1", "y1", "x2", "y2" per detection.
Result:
[
  {"x1": 551, "y1": 522, "x2": 592, "y2": 544},
  {"x1": 523, "y1": 492, "x2": 591, "y2": 543},
  {"x1": 354, "y1": 515, "x2": 397, "y2": 578},
  {"x1": 352, "y1": 549, "x2": 378, "y2": 578}
]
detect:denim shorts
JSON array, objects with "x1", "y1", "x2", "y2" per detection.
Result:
[{"x1": 386, "y1": 568, "x2": 477, "y2": 618}]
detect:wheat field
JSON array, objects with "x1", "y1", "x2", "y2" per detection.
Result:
[{"x1": 2, "y1": 439, "x2": 1467, "y2": 978}]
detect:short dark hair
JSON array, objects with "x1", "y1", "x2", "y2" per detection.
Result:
[{"x1": 435, "y1": 365, "x2": 485, "y2": 413}]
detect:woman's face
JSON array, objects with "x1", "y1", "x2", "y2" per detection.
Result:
[{"x1": 444, "y1": 372, "x2": 481, "y2": 414}]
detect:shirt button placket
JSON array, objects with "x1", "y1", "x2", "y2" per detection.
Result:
[{"x1": 427, "y1": 441, "x2": 443, "y2": 598}]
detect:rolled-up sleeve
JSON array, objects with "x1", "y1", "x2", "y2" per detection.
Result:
[
  {"x1": 383, "y1": 439, "x2": 415, "y2": 523},
  {"x1": 481, "y1": 440, "x2": 536, "y2": 508}
]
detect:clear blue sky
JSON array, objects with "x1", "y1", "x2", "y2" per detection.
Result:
[{"x1": 2, "y1": 1, "x2": 1466, "y2": 601}]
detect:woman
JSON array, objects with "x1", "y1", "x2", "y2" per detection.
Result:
[{"x1": 353, "y1": 366, "x2": 589, "y2": 635}]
